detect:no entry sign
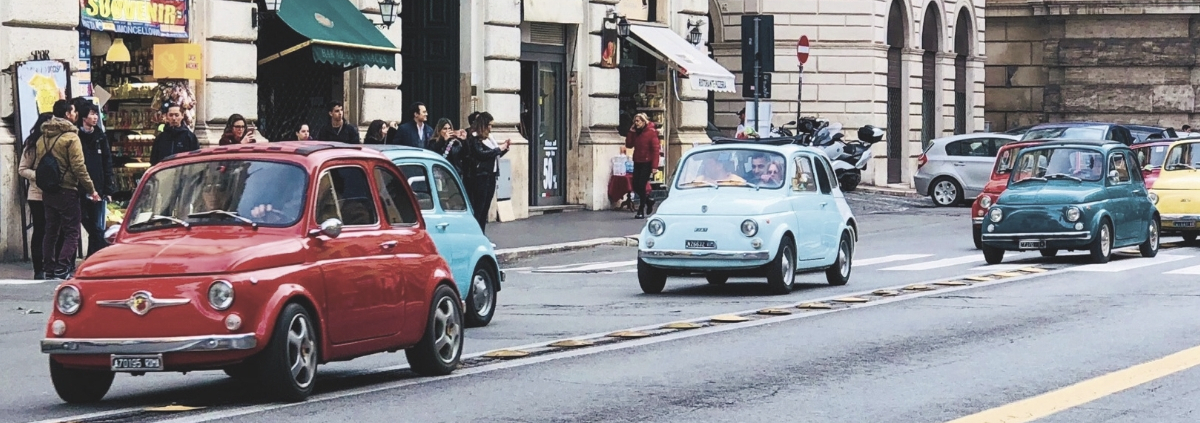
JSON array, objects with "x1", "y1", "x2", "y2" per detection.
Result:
[{"x1": 797, "y1": 35, "x2": 810, "y2": 65}]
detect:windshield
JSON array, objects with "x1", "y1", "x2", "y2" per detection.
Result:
[
  {"x1": 1012, "y1": 148, "x2": 1105, "y2": 183},
  {"x1": 994, "y1": 146, "x2": 1026, "y2": 175},
  {"x1": 1133, "y1": 144, "x2": 1169, "y2": 169},
  {"x1": 1164, "y1": 142, "x2": 1200, "y2": 171},
  {"x1": 675, "y1": 149, "x2": 787, "y2": 189},
  {"x1": 128, "y1": 160, "x2": 309, "y2": 230},
  {"x1": 1020, "y1": 126, "x2": 1107, "y2": 141}
]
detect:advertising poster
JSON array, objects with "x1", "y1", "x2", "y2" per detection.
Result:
[
  {"x1": 600, "y1": 25, "x2": 619, "y2": 69},
  {"x1": 15, "y1": 60, "x2": 71, "y2": 141},
  {"x1": 80, "y1": 0, "x2": 189, "y2": 38}
]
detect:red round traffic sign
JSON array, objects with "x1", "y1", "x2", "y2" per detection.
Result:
[{"x1": 797, "y1": 36, "x2": 810, "y2": 65}]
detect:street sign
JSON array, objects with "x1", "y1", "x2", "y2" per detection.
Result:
[{"x1": 797, "y1": 36, "x2": 810, "y2": 65}]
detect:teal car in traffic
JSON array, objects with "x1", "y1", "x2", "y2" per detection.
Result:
[
  {"x1": 980, "y1": 140, "x2": 1160, "y2": 264},
  {"x1": 364, "y1": 145, "x2": 503, "y2": 327}
]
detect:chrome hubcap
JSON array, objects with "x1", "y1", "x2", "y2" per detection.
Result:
[
  {"x1": 432, "y1": 296, "x2": 462, "y2": 364},
  {"x1": 1150, "y1": 223, "x2": 1159, "y2": 249},
  {"x1": 782, "y1": 246, "x2": 794, "y2": 286},
  {"x1": 286, "y1": 314, "x2": 316, "y2": 389},
  {"x1": 839, "y1": 241, "x2": 851, "y2": 277},
  {"x1": 934, "y1": 181, "x2": 957, "y2": 205},
  {"x1": 1101, "y1": 225, "x2": 1111, "y2": 256},
  {"x1": 471, "y1": 272, "x2": 493, "y2": 317}
]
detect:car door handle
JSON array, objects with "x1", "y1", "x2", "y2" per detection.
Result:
[
  {"x1": 380, "y1": 241, "x2": 398, "y2": 250},
  {"x1": 436, "y1": 223, "x2": 450, "y2": 230},
  {"x1": 820, "y1": 202, "x2": 828, "y2": 208},
  {"x1": 1133, "y1": 191, "x2": 1146, "y2": 197},
  {"x1": 953, "y1": 162, "x2": 966, "y2": 166}
]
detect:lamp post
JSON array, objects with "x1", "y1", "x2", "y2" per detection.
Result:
[
  {"x1": 686, "y1": 18, "x2": 705, "y2": 47},
  {"x1": 263, "y1": 0, "x2": 280, "y2": 12},
  {"x1": 376, "y1": 0, "x2": 397, "y2": 28},
  {"x1": 616, "y1": 16, "x2": 630, "y2": 39}
]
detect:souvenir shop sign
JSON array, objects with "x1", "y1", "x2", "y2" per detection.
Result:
[{"x1": 81, "y1": 0, "x2": 189, "y2": 39}]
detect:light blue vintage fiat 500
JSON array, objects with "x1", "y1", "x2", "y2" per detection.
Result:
[
  {"x1": 637, "y1": 140, "x2": 860, "y2": 295},
  {"x1": 364, "y1": 145, "x2": 504, "y2": 327}
]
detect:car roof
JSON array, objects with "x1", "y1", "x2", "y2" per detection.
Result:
[
  {"x1": 361, "y1": 144, "x2": 448, "y2": 162},
  {"x1": 692, "y1": 140, "x2": 823, "y2": 156},
  {"x1": 162, "y1": 141, "x2": 386, "y2": 164},
  {"x1": 1027, "y1": 122, "x2": 1118, "y2": 129},
  {"x1": 928, "y1": 132, "x2": 1020, "y2": 146},
  {"x1": 997, "y1": 139, "x2": 1047, "y2": 151},
  {"x1": 1132, "y1": 136, "x2": 1200, "y2": 147},
  {"x1": 1024, "y1": 139, "x2": 1127, "y2": 150}
]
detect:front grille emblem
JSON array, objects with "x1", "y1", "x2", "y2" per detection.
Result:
[{"x1": 97, "y1": 291, "x2": 190, "y2": 316}]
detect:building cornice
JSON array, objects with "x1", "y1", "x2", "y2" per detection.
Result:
[{"x1": 987, "y1": 0, "x2": 1200, "y2": 17}]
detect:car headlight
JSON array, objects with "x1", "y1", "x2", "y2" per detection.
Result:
[
  {"x1": 208, "y1": 280, "x2": 235, "y2": 311},
  {"x1": 1148, "y1": 191, "x2": 1159, "y2": 205},
  {"x1": 978, "y1": 195, "x2": 993, "y2": 209},
  {"x1": 648, "y1": 218, "x2": 666, "y2": 236},
  {"x1": 989, "y1": 208, "x2": 1003, "y2": 223},
  {"x1": 1065, "y1": 206, "x2": 1081, "y2": 222},
  {"x1": 56, "y1": 285, "x2": 81, "y2": 315},
  {"x1": 741, "y1": 219, "x2": 758, "y2": 237}
]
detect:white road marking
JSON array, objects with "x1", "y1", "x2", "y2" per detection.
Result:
[
  {"x1": 0, "y1": 279, "x2": 50, "y2": 285},
  {"x1": 1070, "y1": 254, "x2": 1193, "y2": 272},
  {"x1": 1166, "y1": 264, "x2": 1200, "y2": 275},
  {"x1": 855, "y1": 254, "x2": 933, "y2": 267},
  {"x1": 882, "y1": 254, "x2": 988, "y2": 271},
  {"x1": 531, "y1": 260, "x2": 637, "y2": 273}
]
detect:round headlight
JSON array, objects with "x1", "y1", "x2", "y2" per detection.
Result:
[
  {"x1": 741, "y1": 219, "x2": 758, "y2": 237},
  {"x1": 979, "y1": 195, "x2": 993, "y2": 209},
  {"x1": 1065, "y1": 206, "x2": 1081, "y2": 222},
  {"x1": 208, "y1": 281, "x2": 235, "y2": 311},
  {"x1": 56, "y1": 285, "x2": 81, "y2": 315},
  {"x1": 989, "y1": 208, "x2": 1003, "y2": 223},
  {"x1": 1148, "y1": 191, "x2": 1159, "y2": 205},
  {"x1": 648, "y1": 218, "x2": 666, "y2": 236}
]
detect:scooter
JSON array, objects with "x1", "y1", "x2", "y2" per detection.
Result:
[{"x1": 826, "y1": 126, "x2": 886, "y2": 191}]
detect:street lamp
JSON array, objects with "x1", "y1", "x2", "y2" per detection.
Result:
[
  {"x1": 263, "y1": 0, "x2": 281, "y2": 12},
  {"x1": 617, "y1": 16, "x2": 630, "y2": 39},
  {"x1": 686, "y1": 18, "x2": 705, "y2": 46},
  {"x1": 376, "y1": 0, "x2": 397, "y2": 28}
]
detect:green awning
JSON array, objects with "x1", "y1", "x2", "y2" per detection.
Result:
[{"x1": 263, "y1": 0, "x2": 400, "y2": 69}]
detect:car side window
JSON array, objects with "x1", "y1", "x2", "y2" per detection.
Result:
[
  {"x1": 1125, "y1": 152, "x2": 1144, "y2": 183},
  {"x1": 944, "y1": 141, "x2": 963, "y2": 156},
  {"x1": 792, "y1": 156, "x2": 818, "y2": 192},
  {"x1": 432, "y1": 164, "x2": 468, "y2": 212},
  {"x1": 989, "y1": 138, "x2": 1009, "y2": 156},
  {"x1": 373, "y1": 166, "x2": 419, "y2": 225},
  {"x1": 1108, "y1": 153, "x2": 1131, "y2": 185},
  {"x1": 813, "y1": 157, "x2": 833, "y2": 194},
  {"x1": 398, "y1": 164, "x2": 434, "y2": 210},
  {"x1": 318, "y1": 167, "x2": 379, "y2": 226}
]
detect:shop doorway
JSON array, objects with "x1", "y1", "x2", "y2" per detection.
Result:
[
  {"x1": 521, "y1": 49, "x2": 568, "y2": 207},
  {"x1": 401, "y1": 0, "x2": 460, "y2": 125}
]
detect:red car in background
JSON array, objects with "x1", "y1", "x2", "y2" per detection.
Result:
[{"x1": 970, "y1": 140, "x2": 1046, "y2": 249}]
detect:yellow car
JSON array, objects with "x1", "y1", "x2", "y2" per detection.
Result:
[{"x1": 1148, "y1": 139, "x2": 1200, "y2": 243}]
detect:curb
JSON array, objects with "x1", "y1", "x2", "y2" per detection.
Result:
[
  {"x1": 853, "y1": 185, "x2": 924, "y2": 199},
  {"x1": 496, "y1": 235, "x2": 639, "y2": 264}
]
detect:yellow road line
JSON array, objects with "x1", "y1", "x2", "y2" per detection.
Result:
[{"x1": 946, "y1": 344, "x2": 1200, "y2": 423}]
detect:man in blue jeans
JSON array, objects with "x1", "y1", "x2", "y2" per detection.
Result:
[{"x1": 75, "y1": 103, "x2": 114, "y2": 255}]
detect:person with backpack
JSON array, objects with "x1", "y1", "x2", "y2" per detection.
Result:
[
  {"x1": 18, "y1": 113, "x2": 60, "y2": 279},
  {"x1": 34, "y1": 101, "x2": 101, "y2": 280}
]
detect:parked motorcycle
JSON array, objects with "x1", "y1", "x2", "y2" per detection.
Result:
[{"x1": 829, "y1": 126, "x2": 886, "y2": 191}]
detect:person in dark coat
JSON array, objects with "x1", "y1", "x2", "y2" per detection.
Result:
[
  {"x1": 75, "y1": 103, "x2": 115, "y2": 255},
  {"x1": 427, "y1": 118, "x2": 467, "y2": 173},
  {"x1": 315, "y1": 102, "x2": 361, "y2": 143},
  {"x1": 364, "y1": 120, "x2": 389, "y2": 144},
  {"x1": 390, "y1": 102, "x2": 433, "y2": 149},
  {"x1": 150, "y1": 104, "x2": 200, "y2": 165},
  {"x1": 463, "y1": 112, "x2": 510, "y2": 232},
  {"x1": 624, "y1": 113, "x2": 661, "y2": 219}
]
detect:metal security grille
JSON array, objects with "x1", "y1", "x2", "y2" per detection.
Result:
[
  {"x1": 257, "y1": 54, "x2": 344, "y2": 141},
  {"x1": 921, "y1": 51, "x2": 937, "y2": 150},
  {"x1": 887, "y1": 87, "x2": 903, "y2": 184},
  {"x1": 954, "y1": 55, "x2": 967, "y2": 135},
  {"x1": 529, "y1": 22, "x2": 565, "y2": 46}
]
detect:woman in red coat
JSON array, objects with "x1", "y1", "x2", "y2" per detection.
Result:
[{"x1": 624, "y1": 113, "x2": 661, "y2": 218}]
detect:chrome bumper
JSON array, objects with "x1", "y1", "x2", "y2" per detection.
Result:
[
  {"x1": 972, "y1": 218, "x2": 984, "y2": 225},
  {"x1": 639, "y1": 250, "x2": 770, "y2": 260},
  {"x1": 981, "y1": 231, "x2": 1090, "y2": 240},
  {"x1": 42, "y1": 333, "x2": 257, "y2": 355}
]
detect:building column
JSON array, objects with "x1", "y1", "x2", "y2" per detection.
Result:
[
  {"x1": 937, "y1": 51, "x2": 956, "y2": 138},
  {"x1": 578, "y1": 0, "x2": 623, "y2": 211},
  {"x1": 902, "y1": 47, "x2": 924, "y2": 189},
  {"x1": 357, "y1": 3, "x2": 402, "y2": 137},
  {"x1": 482, "y1": 1, "x2": 527, "y2": 220},
  {"x1": 201, "y1": 0, "x2": 256, "y2": 145},
  {"x1": 670, "y1": 1, "x2": 712, "y2": 167}
]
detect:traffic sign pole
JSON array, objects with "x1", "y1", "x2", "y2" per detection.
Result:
[
  {"x1": 796, "y1": 36, "x2": 810, "y2": 130},
  {"x1": 753, "y1": 17, "x2": 761, "y2": 137}
]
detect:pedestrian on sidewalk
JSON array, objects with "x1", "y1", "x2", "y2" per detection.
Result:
[
  {"x1": 218, "y1": 114, "x2": 255, "y2": 145},
  {"x1": 428, "y1": 118, "x2": 466, "y2": 173},
  {"x1": 463, "y1": 112, "x2": 510, "y2": 232},
  {"x1": 316, "y1": 102, "x2": 361, "y2": 144},
  {"x1": 75, "y1": 103, "x2": 115, "y2": 256},
  {"x1": 392, "y1": 102, "x2": 433, "y2": 149},
  {"x1": 150, "y1": 104, "x2": 200, "y2": 165},
  {"x1": 34, "y1": 101, "x2": 101, "y2": 280},
  {"x1": 624, "y1": 113, "x2": 659, "y2": 219},
  {"x1": 290, "y1": 122, "x2": 312, "y2": 141},
  {"x1": 364, "y1": 120, "x2": 389, "y2": 144},
  {"x1": 17, "y1": 113, "x2": 60, "y2": 280}
]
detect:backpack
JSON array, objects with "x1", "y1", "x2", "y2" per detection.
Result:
[{"x1": 35, "y1": 135, "x2": 65, "y2": 194}]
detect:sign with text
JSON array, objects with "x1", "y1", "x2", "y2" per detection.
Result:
[
  {"x1": 80, "y1": 0, "x2": 189, "y2": 38},
  {"x1": 153, "y1": 43, "x2": 202, "y2": 80},
  {"x1": 14, "y1": 60, "x2": 71, "y2": 141}
]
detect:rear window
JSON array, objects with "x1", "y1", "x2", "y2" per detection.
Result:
[
  {"x1": 1133, "y1": 145, "x2": 1168, "y2": 169},
  {"x1": 1020, "y1": 126, "x2": 1107, "y2": 142},
  {"x1": 994, "y1": 146, "x2": 1025, "y2": 174}
]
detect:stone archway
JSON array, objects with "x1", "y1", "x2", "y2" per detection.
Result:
[
  {"x1": 953, "y1": 7, "x2": 973, "y2": 134},
  {"x1": 886, "y1": 0, "x2": 908, "y2": 184},
  {"x1": 920, "y1": 2, "x2": 942, "y2": 149}
]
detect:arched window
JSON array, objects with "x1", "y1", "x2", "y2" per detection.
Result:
[
  {"x1": 921, "y1": 3, "x2": 941, "y2": 150},
  {"x1": 886, "y1": 0, "x2": 907, "y2": 184},
  {"x1": 954, "y1": 8, "x2": 973, "y2": 135}
]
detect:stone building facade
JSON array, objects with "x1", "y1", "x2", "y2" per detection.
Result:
[
  {"x1": 985, "y1": 0, "x2": 1200, "y2": 131},
  {"x1": 710, "y1": 0, "x2": 987, "y2": 188}
]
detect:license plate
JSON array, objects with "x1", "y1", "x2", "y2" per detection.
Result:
[
  {"x1": 111, "y1": 354, "x2": 164, "y2": 372},
  {"x1": 1173, "y1": 221, "x2": 1195, "y2": 228},
  {"x1": 1018, "y1": 239, "x2": 1045, "y2": 249},
  {"x1": 685, "y1": 240, "x2": 716, "y2": 249}
]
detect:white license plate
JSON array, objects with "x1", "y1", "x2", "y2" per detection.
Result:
[
  {"x1": 685, "y1": 240, "x2": 716, "y2": 249},
  {"x1": 111, "y1": 354, "x2": 164, "y2": 372},
  {"x1": 1018, "y1": 239, "x2": 1045, "y2": 249},
  {"x1": 1173, "y1": 221, "x2": 1195, "y2": 228}
]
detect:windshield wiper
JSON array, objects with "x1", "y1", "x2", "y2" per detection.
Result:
[
  {"x1": 187, "y1": 210, "x2": 258, "y2": 228},
  {"x1": 129, "y1": 215, "x2": 191, "y2": 230},
  {"x1": 1045, "y1": 173, "x2": 1082, "y2": 182},
  {"x1": 717, "y1": 179, "x2": 758, "y2": 190},
  {"x1": 681, "y1": 180, "x2": 719, "y2": 189},
  {"x1": 1167, "y1": 163, "x2": 1196, "y2": 170},
  {"x1": 1013, "y1": 176, "x2": 1047, "y2": 184}
]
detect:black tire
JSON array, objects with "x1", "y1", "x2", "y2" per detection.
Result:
[
  {"x1": 253, "y1": 303, "x2": 318, "y2": 402},
  {"x1": 49, "y1": 357, "x2": 114, "y2": 404},
  {"x1": 839, "y1": 170, "x2": 861, "y2": 192},
  {"x1": 1139, "y1": 219, "x2": 1160, "y2": 258},
  {"x1": 222, "y1": 362, "x2": 254, "y2": 380},
  {"x1": 1089, "y1": 219, "x2": 1113, "y2": 264},
  {"x1": 982, "y1": 245, "x2": 1005, "y2": 264},
  {"x1": 766, "y1": 237, "x2": 796, "y2": 295},
  {"x1": 705, "y1": 273, "x2": 728, "y2": 285},
  {"x1": 972, "y1": 225, "x2": 982, "y2": 250},
  {"x1": 930, "y1": 177, "x2": 963, "y2": 207},
  {"x1": 1183, "y1": 233, "x2": 1197, "y2": 244},
  {"x1": 464, "y1": 264, "x2": 497, "y2": 328},
  {"x1": 637, "y1": 259, "x2": 667, "y2": 294},
  {"x1": 825, "y1": 231, "x2": 853, "y2": 286},
  {"x1": 1039, "y1": 249, "x2": 1058, "y2": 258},
  {"x1": 406, "y1": 284, "x2": 464, "y2": 376}
]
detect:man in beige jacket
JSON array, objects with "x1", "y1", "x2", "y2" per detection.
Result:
[{"x1": 33, "y1": 100, "x2": 100, "y2": 279}]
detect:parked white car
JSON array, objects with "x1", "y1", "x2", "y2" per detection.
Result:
[{"x1": 913, "y1": 133, "x2": 1019, "y2": 207}]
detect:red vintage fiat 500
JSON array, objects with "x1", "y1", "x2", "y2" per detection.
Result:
[{"x1": 41, "y1": 142, "x2": 464, "y2": 403}]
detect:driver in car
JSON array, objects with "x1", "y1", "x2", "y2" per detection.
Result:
[{"x1": 692, "y1": 158, "x2": 746, "y2": 185}]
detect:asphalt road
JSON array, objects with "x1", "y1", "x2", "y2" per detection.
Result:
[{"x1": 4, "y1": 193, "x2": 1199, "y2": 422}]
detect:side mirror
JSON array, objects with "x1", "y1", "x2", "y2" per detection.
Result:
[
  {"x1": 309, "y1": 218, "x2": 343, "y2": 238},
  {"x1": 1108, "y1": 170, "x2": 1120, "y2": 183},
  {"x1": 104, "y1": 225, "x2": 120, "y2": 244}
]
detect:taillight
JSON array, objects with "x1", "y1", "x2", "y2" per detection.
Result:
[{"x1": 917, "y1": 154, "x2": 928, "y2": 169}]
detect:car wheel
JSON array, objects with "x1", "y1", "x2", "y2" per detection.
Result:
[
  {"x1": 465, "y1": 264, "x2": 497, "y2": 328},
  {"x1": 222, "y1": 362, "x2": 254, "y2": 380},
  {"x1": 1089, "y1": 219, "x2": 1113, "y2": 264},
  {"x1": 982, "y1": 245, "x2": 1005, "y2": 264},
  {"x1": 705, "y1": 273, "x2": 728, "y2": 285},
  {"x1": 1183, "y1": 233, "x2": 1198, "y2": 244},
  {"x1": 1039, "y1": 249, "x2": 1058, "y2": 258},
  {"x1": 254, "y1": 303, "x2": 318, "y2": 402},
  {"x1": 1139, "y1": 219, "x2": 1160, "y2": 258},
  {"x1": 766, "y1": 236, "x2": 796, "y2": 295},
  {"x1": 406, "y1": 285, "x2": 464, "y2": 376},
  {"x1": 825, "y1": 231, "x2": 853, "y2": 286},
  {"x1": 49, "y1": 357, "x2": 114, "y2": 403},
  {"x1": 930, "y1": 177, "x2": 963, "y2": 207},
  {"x1": 637, "y1": 258, "x2": 667, "y2": 294},
  {"x1": 972, "y1": 225, "x2": 982, "y2": 250}
]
